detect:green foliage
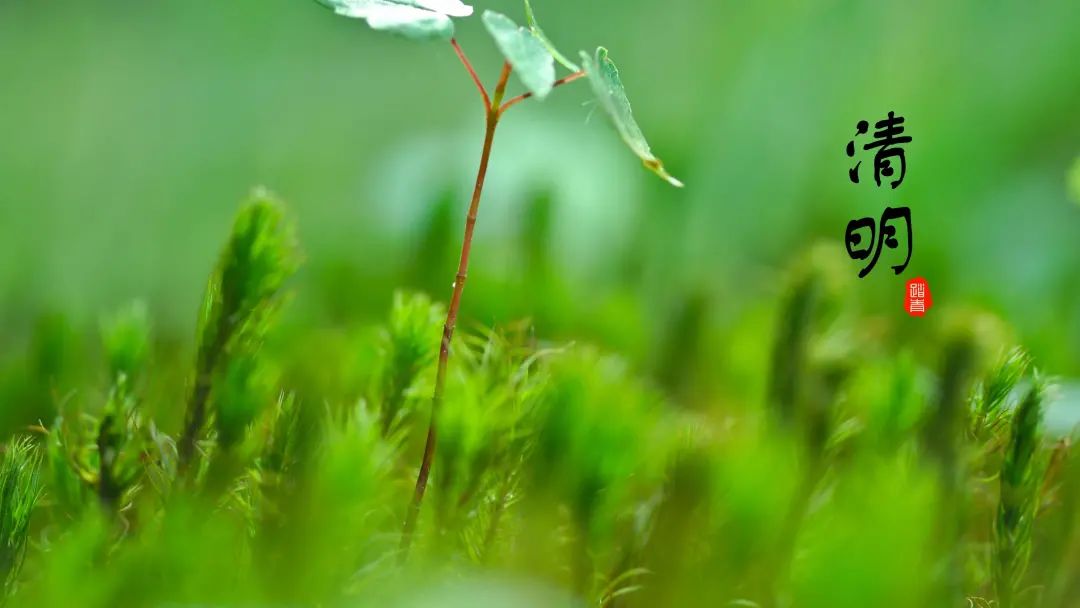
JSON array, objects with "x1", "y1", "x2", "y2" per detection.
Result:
[
  {"x1": 93, "y1": 377, "x2": 145, "y2": 509},
  {"x1": 0, "y1": 104, "x2": 1073, "y2": 608},
  {"x1": 430, "y1": 328, "x2": 550, "y2": 559},
  {"x1": 196, "y1": 194, "x2": 299, "y2": 367},
  {"x1": 532, "y1": 348, "x2": 665, "y2": 523},
  {"x1": 181, "y1": 192, "x2": 300, "y2": 467},
  {"x1": 375, "y1": 291, "x2": 444, "y2": 433},
  {"x1": 314, "y1": 0, "x2": 473, "y2": 40},
  {"x1": 36, "y1": 301, "x2": 155, "y2": 515},
  {"x1": 581, "y1": 47, "x2": 684, "y2": 187},
  {"x1": 214, "y1": 355, "x2": 272, "y2": 451},
  {"x1": 994, "y1": 376, "x2": 1047, "y2": 607},
  {"x1": 44, "y1": 420, "x2": 90, "y2": 517},
  {"x1": 971, "y1": 347, "x2": 1031, "y2": 440},
  {"x1": 0, "y1": 156, "x2": 1071, "y2": 608},
  {"x1": 261, "y1": 392, "x2": 305, "y2": 477},
  {"x1": 483, "y1": 11, "x2": 555, "y2": 99},
  {"x1": 1, "y1": 261, "x2": 1075, "y2": 608},
  {"x1": 3, "y1": 0, "x2": 1079, "y2": 605},
  {"x1": 0, "y1": 437, "x2": 41, "y2": 597}
]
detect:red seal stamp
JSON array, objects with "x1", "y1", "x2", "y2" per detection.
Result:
[{"x1": 905, "y1": 277, "x2": 931, "y2": 317}]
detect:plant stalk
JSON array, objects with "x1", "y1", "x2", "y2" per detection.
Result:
[
  {"x1": 499, "y1": 70, "x2": 586, "y2": 113},
  {"x1": 178, "y1": 311, "x2": 228, "y2": 473},
  {"x1": 400, "y1": 61, "x2": 514, "y2": 560},
  {"x1": 450, "y1": 38, "x2": 490, "y2": 111}
]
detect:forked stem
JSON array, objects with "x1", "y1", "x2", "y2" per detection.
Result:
[
  {"x1": 499, "y1": 70, "x2": 586, "y2": 114},
  {"x1": 400, "y1": 59, "x2": 514, "y2": 561},
  {"x1": 451, "y1": 38, "x2": 490, "y2": 112}
]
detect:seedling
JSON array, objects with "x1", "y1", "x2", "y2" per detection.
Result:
[{"x1": 309, "y1": 0, "x2": 684, "y2": 555}]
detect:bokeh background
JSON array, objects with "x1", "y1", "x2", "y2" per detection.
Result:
[
  {"x1": 2, "y1": 2, "x2": 1080, "y2": 606},
  {"x1": 1, "y1": 0, "x2": 1078, "y2": 425}
]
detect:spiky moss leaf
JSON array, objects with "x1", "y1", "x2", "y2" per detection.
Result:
[
  {"x1": 509, "y1": 347, "x2": 674, "y2": 596},
  {"x1": 980, "y1": 348, "x2": 1031, "y2": 417},
  {"x1": 318, "y1": 401, "x2": 400, "y2": 506},
  {"x1": 970, "y1": 347, "x2": 1030, "y2": 438},
  {"x1": 532, "y1": 348, "x2": 667, "y2": 529},
  {"x1": 315, "y1": 0, "x2": 473, "y2": 41},
  {"x1": 377, "y1": 291, "x2": 444, "y2": 433},
  {"x1": 523, "y1": 0, "x2": 579, "y2": 72},
  {"x1": 434, "y1": 329, "x2": 548, "y2": 525},
  {"x1": 97, "y1": 308, "x2": 160, "y2": 507},
  {"x1": 581, "y1": 47, "x2": 683, "y2": 188},
  {"x1": 57, "y1": 304, "x2": 153, "y2": 512},
  {"x1": 218, "y1": 195, "x2": 299, "y2": 345},
  {"x1": 994, "y1": 376, "x2": 1048, "y2": 607},
  {"x1": 261, "y1": 393, "x2": 304, "y2": 475},
  {"x1": 214, "y1": 355, "x2": 273, "y2": 451},
  {"x1": 0, "y1": 437, "x2": 42, "y2": 595},
  {"x1": 289, "y1": 401, "x2": 401, "y2": 595},
  {"x1": 96, "y1": 388, "x2": 147, "y2": 508},
  {"x1": 197, "y1": 192, "x2": 300, "y2": 374},
  {"x1": 100, "y1": 301, "x2": 150, "y2": 385},
  {"x1": 183, "y1": 192, "x2": 300, "y2": 465},
  {"x1": 483, "y1": 11, "x2": 556, "y2": 99},
  {"x1": 44, "y1": 420, "x2": 90, "y2": 517}
]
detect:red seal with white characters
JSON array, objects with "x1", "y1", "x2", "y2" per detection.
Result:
[{"x1": 905, "y1": 277, "x2": 932, "y2": 317}]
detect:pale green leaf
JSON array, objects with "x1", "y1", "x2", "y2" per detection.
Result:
[
  {"x1": 581, "y1": 47, "x2": 683, "y2": 187},
  {"x1": 483, "y1": 11, "x2": 556, "y2": 100},
  {"x1": 523, "y1": 0, "x2": 580, "y2": 72},
  {"x1": 315, "y1": 0, "x2": 473, "y2": 41}
]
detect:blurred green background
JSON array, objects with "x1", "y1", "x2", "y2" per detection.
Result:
[
  {"x1": 2, "y1": 2, "x2": 1080, "y2": 606},
  {"x1": 1, "y1": 0, "x2": 1078, "y2": 377}
]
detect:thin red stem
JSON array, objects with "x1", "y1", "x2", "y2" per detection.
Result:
[
  {"x1": 499, "y1": 70, "x2": 586, "y2": 115},
  {"x1": 450, "y1": 38, "x2": 490, "y2": 112},
  {"x1": 400, "y1": 62, "x2": 514, "y2": 561}
]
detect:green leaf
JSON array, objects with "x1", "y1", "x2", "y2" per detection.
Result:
[
  {"x1": 482, "y1": 11, "x2": 555, "y2": 99},
  {"x1": 315, "y1": 0, "x2": 473, "y2": 41},
  {"x1": 581, "y1": 47, "x2": 683, "y2": 188},
  {"x1": 523, "y1": 0, "x2": 580, "y2": 72}
]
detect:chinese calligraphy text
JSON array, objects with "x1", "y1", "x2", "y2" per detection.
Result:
[{"x1": 843, "y1": 111, "x2": 913, "y2": 279}]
